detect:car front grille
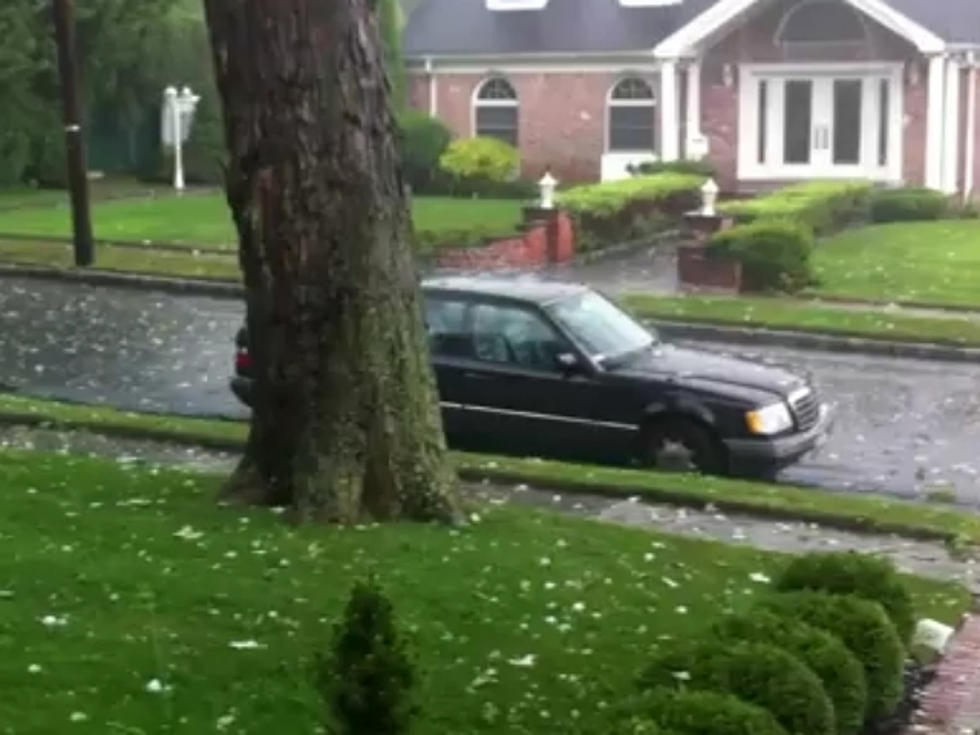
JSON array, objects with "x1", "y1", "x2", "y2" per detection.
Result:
[{"x1": 789, "y1": 387, "x2": 820, "y2": 432}]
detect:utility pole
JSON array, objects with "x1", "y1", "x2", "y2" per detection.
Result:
[{"x1": 52, "y1": 0, "x2": 94, "y2": 267}]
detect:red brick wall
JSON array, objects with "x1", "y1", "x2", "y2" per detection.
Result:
[
  {"x1": 435, "y1": 211, "x2": 574, "y2": 270},
  {"x1": 411, "y1": 71, "x2": 658, "y2": 183},
  {"x1": 407, "y1": 74, "x2": 430, "y2": 113}
]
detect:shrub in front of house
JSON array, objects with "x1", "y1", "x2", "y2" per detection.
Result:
[
  {"x1": 628, "y1": 159, "x2": 717, "y2": 178},
  {"x1": 774, "y1": 551, "x2": 916, "y2": 644},
  {"x1": 721, "y1": 181, "x2": 872, "y2": 234},
  {"x1": 398, "y1": 110, "x2": 451, "y2": 194},
  {"x1": 315, "y1": 578, "x2": 416, "y2": 735},
  {"x1": 618, "y1": 689, "x2": 788, "y2": 735},
  {"x1": 712, "y1": 610, "x2": 868, "y2": 735},
  {"x1": 870, "y1": 187, "x2": 949, "y2": 222},
  {"x1": 438, "y1": 136, "x2": 533, "y2": 197},
  {"x1": 707, "y1": 220, "x2": 814, "y2": 292},
  {"x1": 758, "y1": 591, "x2": 905, "y2": 721},
  {"x1": 639, "y1": 639, "x2": 835, "y2": 735},
  {"x1": 558, "y1": 173, "x2": 703, "y2": 251}
]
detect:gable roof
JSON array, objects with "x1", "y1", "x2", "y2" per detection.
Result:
[
  {"x1": 404, "y1": 0, "x2": 980, "y2": 59},
  {"x1": 886, "y1": 0, "x2": 980, "y2": 45},
  {"x1": 403, "y1": 0, "x2": 716, "y2": 57}
]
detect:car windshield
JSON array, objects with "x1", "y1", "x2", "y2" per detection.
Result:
[{"x1": 546, "y1": 291, "x2": 655, "y2": 361}]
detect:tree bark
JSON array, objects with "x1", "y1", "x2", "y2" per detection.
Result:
[{"x1": 203, "y1": 0, "x2": 460, "y2": 523}]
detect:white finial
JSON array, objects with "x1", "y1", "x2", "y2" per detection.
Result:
[
  {"x1": 701, "y1": 177, "x2": 719, "y2": 216},
  {"x1": 539, "y1": 170, "x2": 558, "y2": 209}
]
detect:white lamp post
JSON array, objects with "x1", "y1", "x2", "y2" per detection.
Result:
[
  {"x1": 162, "y1": 85, "x2": 201, "y2": 193},
  {"x1": 701, "y1": 178, "x2": 719, "y2": 216},
  {"x1": 539, "y1": 170, "x2": 558, "y2": 209}
]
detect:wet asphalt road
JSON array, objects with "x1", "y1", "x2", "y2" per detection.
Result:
[{"x1": 2, "y1": 275, "x2": 980, "y2": 504}]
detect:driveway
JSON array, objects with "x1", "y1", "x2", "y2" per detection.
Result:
[{"x1": 2, "y1": 275, "x2": 979, "y2": 504}]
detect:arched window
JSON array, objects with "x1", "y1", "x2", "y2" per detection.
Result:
[
  {"x1": 474, "y1": 77, "x2": 518, "y2": 146},
  {"x1": 607, "y1": 77, "x2": 656, "y2": 152},
  {"x1": 776, "y1": 1, "x2": 867, "y2": 44}
]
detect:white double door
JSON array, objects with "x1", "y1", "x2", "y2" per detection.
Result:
[{"x1": 739, "y1": 63, "x2": 903, "y2": 182}]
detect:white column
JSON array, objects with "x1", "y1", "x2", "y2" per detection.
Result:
[
  {"x1": 925, "y1": 55, "x2": 946, "y2": 190},
  {"x1": 425, "y1": 58, "x2": 438, "y2": 117},
  {"x1": 660, "y1": 59, "x2": 680, "y2": 162},
  {"x1": 942, "y1": 57, "x2": 961, "y2": 194},
  {"x1": 965, "y1": 58, "x2": 977, "y2": 202},
  {"x1": 685, "y1": 61, "x2": 702, "y2": 159}
]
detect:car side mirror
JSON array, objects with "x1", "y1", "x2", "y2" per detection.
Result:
[{"x1": 555, "y1": 351, "x2": 581, "y2": 374}]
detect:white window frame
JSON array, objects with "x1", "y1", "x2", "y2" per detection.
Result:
[
  {"x1": 605, "y1": 77, "x2": 658, "y2": 154},
  {"x1": 736, "y1": 61, "x2": 904, "y2": 183},
  {"x1": 773, "y1": 0, "x2": 870, "y2": 47},
  {"x1": 471, "y1": 77, "x2": 519, "y2": 145}
]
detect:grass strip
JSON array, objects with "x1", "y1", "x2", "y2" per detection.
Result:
[
  {"x1": 4, "y1": 392, "x2": 980, "y2": 547},
  {"x1": 624, "y1": 293, "x2": 980, "y2": 347}
]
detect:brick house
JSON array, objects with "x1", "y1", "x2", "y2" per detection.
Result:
[{"x1": 403, "y1": 0, "x2": 980, "y2": 198}]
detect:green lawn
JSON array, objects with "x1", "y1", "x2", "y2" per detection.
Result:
[
  {"x1": 0, "y1": 239, "x2": 240, "y2": 281},
  {"x1": 811, "y1": 220, "x2": 980, "y2": 308},
  {"x1": 6, "y1": 392, "x2": 980, "y2": 545},
  {"x1": 0, "y1": 192, "x2": 524, "y2": 248},
  {"x1": 624, "y1": 293, "x2": 980, "y2": 347},
  {"x1": 0, "y1": 449, "x2": 968, "y2": 734}
]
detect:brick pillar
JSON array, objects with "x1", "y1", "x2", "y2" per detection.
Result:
[{"x1": 522, "y1": 206, "x2": 571, "y2": 264}]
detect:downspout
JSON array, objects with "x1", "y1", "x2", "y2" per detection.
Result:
[{"x1": 965, "y1": 52, "x2": 977, "y2": 203}]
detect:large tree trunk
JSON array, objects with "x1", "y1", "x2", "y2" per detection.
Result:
[{"x1": 203, "y1": 0, "x2": 460, "y2": 524}]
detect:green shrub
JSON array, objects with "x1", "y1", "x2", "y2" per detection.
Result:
[
  {"x1": 315, "y1": 579, "x2": 416, "y2": 735},
  {"x1": 628, "y1": 159, "x2": 716, "y2": 178},
  {"x1": 713, "y1": 611, "x2": 867, "y2": 735},
  {"x1": 639, "y1": 640, "x2": 834, "y2": 735},
  {"x1": 720, "y1": 181, "x2": 871, "y2": 234},
  {"x1": 870, "y1": 187, "x2": 948, "y2": 222},
  {"x1": 398, "y1": 110, "x2": 451, "y2": 193},
  {"x1": 558, "y1": 173, "x2": 702, "y2": 251},
  {"x1": 759, "y1": 591, "x2": 905, "y2": 720},
  {"x1": 775, "y1": 551, "x2": 915, "y2": 644},
  {"x1": 439, "y1": 136, "x2": 519, "y2": 191},
  {"x1": 708, "y1": 221, "x2": 814, "y2": 292},
  {"x1": 622, "y1": 689, "x2": 788, "y2": 735}
]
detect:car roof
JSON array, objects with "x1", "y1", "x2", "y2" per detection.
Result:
[{"x1": 421, "y1": 276, "x2": 590, "y2": 306}]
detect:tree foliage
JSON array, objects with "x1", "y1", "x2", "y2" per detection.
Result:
[{"x1": 0, "y1": 0, "x2": 185, "y2": 184}]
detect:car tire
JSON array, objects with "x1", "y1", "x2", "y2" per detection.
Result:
[{"x1": 644, "y1": 417, "x2": 726, "y2": 475}]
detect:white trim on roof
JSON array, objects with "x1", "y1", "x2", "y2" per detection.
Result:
[{"x1": 653, "y1": 0, "x2": 947, "y2": 58}]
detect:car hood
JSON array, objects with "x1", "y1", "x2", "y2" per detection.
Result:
[{"x1": 607, "y1": 343, "x2": 804, "y2": 401}]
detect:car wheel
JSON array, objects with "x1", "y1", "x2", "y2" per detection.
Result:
[{"x1": 644, "y1": 418, "x2": 726, "y2": 475}]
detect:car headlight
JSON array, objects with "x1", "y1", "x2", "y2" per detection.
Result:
[{"x1": 745, "y1": 402, "x2": 793, "y2": 436}]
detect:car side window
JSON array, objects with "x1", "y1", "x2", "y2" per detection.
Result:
[
  {"x1": 424, "y1": 297, "x2": 472, "y2": 359},
  {"x1": 471, "y1": 303, "x2": 567, "y2": 371}
]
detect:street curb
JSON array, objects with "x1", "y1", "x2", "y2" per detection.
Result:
[
  {"x1": 0, "y1": 407, "x2": 965, "y2": 546},
  {"x1": 808, "y1": 292, "x2": 980, "y2": 317},
  {"x1": 652, "y1": 319, "x2": 980, "y2": 363},
  {"x1": 0, "y1": 263, "x2": 243, "y2": 299}
]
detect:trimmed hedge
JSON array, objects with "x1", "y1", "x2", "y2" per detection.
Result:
[
  {"x1": 775, "y1": 551, "x2": 916, "y2": 644},
  {"x1": 712, "y1": 611, "x2": 867, "y2": 735},
  {"x1": 628, "y1": 160, "x2": 716, "y2": 178},
  {"x1": 439, "y1": 137, "x2": 521, "y2": 195},
  {"x1": 624, "y1": 689, "x2": 788, "y2": 735},
  {"x1": 759, "y1": 591, "x2": 905, "y2": 720},
  {"x1": 558, "y1": 173, "x2": 703, "y2": 252},
  {"x1": 720, "y1": 181, "x2": 872, "y2": 234},
  {"x1": 639, "y1": 640, "x2": 834, "y2": 735},
  {"x1": 871, "y1": 187, "x2": 949, "y2": 222},
  {"x1": 707, "y1": 220, "x2": 814, "y2": 292}
]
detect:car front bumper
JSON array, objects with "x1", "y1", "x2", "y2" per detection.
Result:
[{"x1": 723, "y1": 402, "x2": 835, "y2": 471}]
